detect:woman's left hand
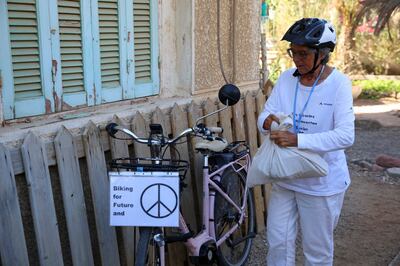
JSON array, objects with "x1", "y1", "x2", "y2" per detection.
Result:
[{"x1": 270, "y1": 131, "x2": 298, "y2": 147}]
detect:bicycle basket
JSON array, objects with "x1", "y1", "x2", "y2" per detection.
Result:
[{"x1": 108, "y1": 157, "x2": 189, "y2": 180}]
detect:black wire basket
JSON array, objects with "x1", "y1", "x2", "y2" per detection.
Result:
[{"x1": 108, "y1": 157, "x2": 189, "y2": 180}]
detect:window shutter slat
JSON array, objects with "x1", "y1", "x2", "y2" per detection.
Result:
[
  {"x1": 133, "y1": 0, "x2": 151, "y2": 82},
  {"x1": 58, "y1": 0, "x2": 85, "y2": 94},
  {"x1": 7, "y1": 1, "x2": 42, "y2": 99},
  {"x1": 99, "y1": 0, "x2": 120, "y2": 89}
]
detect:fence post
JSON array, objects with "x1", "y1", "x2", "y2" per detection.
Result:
[
  {"x1": 21, "y1": 132, "x2": 63, "y2": 265},
  {"x1": 0, "y1": 143, "x2": 29, "y2": 265},
  {"x1": 83, "y1": 121, "x2": 120, "y2": 266}
]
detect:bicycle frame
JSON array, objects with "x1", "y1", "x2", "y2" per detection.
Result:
[{"x1": 156, "y1": 151, "x2": 251, "y2": 263}]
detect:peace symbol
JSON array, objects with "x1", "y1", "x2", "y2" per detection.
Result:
[{"x1": 140, "y1": 183, "x2": 178, "y2": 218}]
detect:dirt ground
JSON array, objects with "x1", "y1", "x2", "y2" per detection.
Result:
[{"x1": 247, "y1": 98, "x2": 400, "y2": 266}]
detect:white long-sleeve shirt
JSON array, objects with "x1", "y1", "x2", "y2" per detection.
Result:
[{"x1": 257, "y1": 67, "x2": 355, "y2": 196}]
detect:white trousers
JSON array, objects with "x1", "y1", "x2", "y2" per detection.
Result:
[{"x1": 266, "y1": 185, "x2": 345, "y2": 266}]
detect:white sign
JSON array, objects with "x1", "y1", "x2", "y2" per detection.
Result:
[{"x1": 109, "y1": 171, "x2": 180, "y2": 227}]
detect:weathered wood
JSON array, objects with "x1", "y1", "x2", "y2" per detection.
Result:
[
  {"x1": 169, "y1": 104, "x2": 193, "y2": 266},
  {"x1": 21, "y1": 132, "x2": 63, "y2": 266},
  {"x1": 218, "y1": 102, "x2": 233, "y2": 143},
  {"x1": 255, "y1": 89, "x2": 270, "y2": 225},
  {"x1": 83, "y1": 121, "x2": 120, "y2": 266},
  {"x1": 130, "y1": 112, "x2": 151, "y2": 264},
  {"x1": 109, "y1": 116, "x2": 135, "y2": 266},
  {"x1": 171, "y1": 104, "x2": 198, "y2": 229},
  {"x1": 187, "y1": 101, "x2": 204, "y2": 226},
  {"x1": 255, "y1": 89, "x2": 267, "y2": 145},
  {"x1": 244, "y1": 92, "x2": 265, "y2": 233},
  {"x1": 10, "y1": 131, "x2": 113, "y2": 176},
  {"x1": 232, "y1": 97, "x2": 246, "y2": 141},
  {"x1": 244, "y1": 92, "x2": 258, "y2": 157},
  {"x1": 54, "y1": 126, "x2": 94, "y2": 266},
  {"x1": 203, "y1": 98, "x2": 218, "y2": 127},
  {"x1": 152, "y1": 107, "x2": 171, "y2": 159},
  {"x1": 0, "y1": 143, "x2": 29, "y2": 266},
  {"x1": 131, "y1": 111, "x2": 150, "y2": 158}
]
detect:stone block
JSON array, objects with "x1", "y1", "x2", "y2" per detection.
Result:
[
  {"x1": 386, "y1": 168, "x2": 400, "y2": 178},
  {"x1": 376, "y1": 154, "x2": 400, "y2": 168}
]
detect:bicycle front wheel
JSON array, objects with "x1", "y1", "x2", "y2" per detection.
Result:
[
  {"x1": 214, "y1": 168, "x2": 255, "y2": 266},
  {"x1": 135, "y1": 227, "x2": 161, "y2": 266}
]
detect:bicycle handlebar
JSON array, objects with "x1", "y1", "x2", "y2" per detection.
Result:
[
  {"x1": 106, "y1": 122, "x2": 222, "y2": 146},
  {"x1": 106, "y1": 103, "x2": 227, "y2": 146}
]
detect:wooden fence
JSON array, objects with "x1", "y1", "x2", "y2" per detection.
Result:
[{"x1": 0, "y1": 90, "x2": 269, "y2": 266}]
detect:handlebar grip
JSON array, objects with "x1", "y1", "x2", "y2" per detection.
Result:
[
  {"x1": 208, "y1": 127, "x2": 223, "y2": 134},
  {"x1": 106, "y1": 123, "x2": 119, "y2": 137}
]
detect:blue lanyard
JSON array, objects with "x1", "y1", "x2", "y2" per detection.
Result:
[{"x1": 293, "y1": 65, "x2": 325, "y2": 133}]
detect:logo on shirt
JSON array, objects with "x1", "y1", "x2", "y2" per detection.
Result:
[{"x1": 319, "y1": 102, "x2": 333, "y2": 106}]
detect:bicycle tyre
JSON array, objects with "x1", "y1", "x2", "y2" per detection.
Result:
[
  {"x1": 214, "y1": 168, "x2": 255, "y2": 266},
  {"x1": 135, "y1": 227, "x2": 161, "y2": 266}
]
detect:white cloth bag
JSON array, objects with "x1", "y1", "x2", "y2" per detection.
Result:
[{"x1": 247, "y1": 114, "x2": 329, "y2": 187}]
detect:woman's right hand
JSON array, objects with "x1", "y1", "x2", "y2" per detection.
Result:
[{"x1": 263, "y1": 114, "x2": 280, "y2": 130}]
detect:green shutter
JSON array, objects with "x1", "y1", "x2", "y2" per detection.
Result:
[
  {"x1": 98, "y1": 0, "x2": 120, "y2": 88},
  {"x1": 7, "y1": 0, "x2": 42, "y2": 100},
  {"x1": 58, "y1": 0, "x2": 84, "y2": 94},
  {"x1": 133, "y1": 0, "x2": 151, "y2": 82}
]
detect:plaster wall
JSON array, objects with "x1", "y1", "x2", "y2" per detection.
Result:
[
  {"x1": 194, "y1": 0, "x2": 260, "y2": 92},
  {"x1": 0, "y1": 0, "x2": 261, "y2": 143}
]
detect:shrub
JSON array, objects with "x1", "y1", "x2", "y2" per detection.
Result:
[{"x1": 353, "y1": 80, "x2": 400, "y2": 99}]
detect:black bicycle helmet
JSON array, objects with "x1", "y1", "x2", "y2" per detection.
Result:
[
  {"x1": 282, "y1": 18, "x2": 336, "y2": 52},
  {"x1": 283, "y1": 18, "x2": 336, "y2": 76}
]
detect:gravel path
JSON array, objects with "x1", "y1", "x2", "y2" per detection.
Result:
[{"x1": 247, "y1": 111, "x2": 400, "y2": 265}]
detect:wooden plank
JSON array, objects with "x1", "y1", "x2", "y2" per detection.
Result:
[
  {"x1": 21, "y1": 132, "x2": 63, "y2": 266},
  {"x1": 168, "y1": 104, "x2": 192, "y2": 266},
  {"x1": 218, "y1": 102, "x2": 233, "y2": 143},
  {"x1": 203, "y1": 98, "x2": 218, "y2": 127},
  {"x1": 244, "y1": 91, "x2": 258, "y2": 157},
  {"x1": 232, "y1": 96, "x2": 246, "y2": 141},
  {"x1": 10, "y1": 130, "x2": 112, "y2": 176},
  {"x1": 131, "y1": 111, "x2": 150, "y2": 158},
  {"x1": 244, "y1": 92, "x2": 265, "y2": 233},
  {"x1": 255, "y1": 89, "x2": 267, "y2": 146},
  {"x1": 255, "y1": 89, "x2": 270, "y2": 226},
  {"x1": 130, "y1": 111, "x2": 151, "y2": 264},
  {"x1": 82, "y1": 121, "x2": 120, "y2": 266},
  {"x1": 108, "y1": 115, "x2": 135, "y2": 266},
  {"x1": 54, "y1": 126, "x2": 94, "y2": 266},
  {"x1": 187, "y1": 101, "x2": 204, "y2": 227},
  {"x1": 0, "y1": 143, "x2": 29, "y2": 266},
  {"x1": 170, "y1": 103, "x2": 198, "y2": 229}
]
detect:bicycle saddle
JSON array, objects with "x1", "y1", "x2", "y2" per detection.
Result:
[{"x1": 195, "y1": 138, "x2": 228, "y2": 152}]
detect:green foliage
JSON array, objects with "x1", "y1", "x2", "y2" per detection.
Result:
[
  {"x1": 265, "y1": 1, "x2": 400, "y2": 75},
  {"x1": 268, "y1": 59, "x2": 282, "y2": 83},
  {"x1": 353, "y1": 80, "x2": 400, "y2": 99}
]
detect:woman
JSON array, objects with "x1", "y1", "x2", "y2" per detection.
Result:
[{"x1": 257, "y1": 18, "x2": 355, "y2": 265}]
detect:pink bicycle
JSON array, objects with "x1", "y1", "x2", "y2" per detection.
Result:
[{"x1": 107, "y1": 84, "x2": 255, "y2": 265}]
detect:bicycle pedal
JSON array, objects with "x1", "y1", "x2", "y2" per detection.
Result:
[{"x1": 229, "y1": 232, "x2": 256, "y2": 247}]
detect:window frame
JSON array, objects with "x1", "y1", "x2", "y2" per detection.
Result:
[{"x1": 0, "y1": 0, "x2": 159, "y2": 120}]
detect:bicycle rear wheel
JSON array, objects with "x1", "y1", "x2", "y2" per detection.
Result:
[
  {"x1": 214, "y1": 168, "x2": 255, "y2": 266},
  {"x1": 135, "y1": 227, "x2": 161, "y2": 266}
]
